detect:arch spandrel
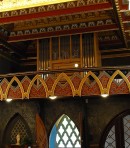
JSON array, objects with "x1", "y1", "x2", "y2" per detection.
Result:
[
  {"x1": 99, "y1": 71, "x2": 110, "y2": 89},
  {"x1": 7, "y1": 86, "x2": 23, "y2": 99},
  {"x1": 71, "y1": 72, "x2": 82, "y2": 90},
  {"x1": 107, "y1": 70, "x2": 130, "y2": 95},
  {"x1": 21, "y1": 76, "x2": 31, "y2": 92},
  {"x1": 5, "y1": 76, "x2": 24, "y2": 99},
  {"x1": 79, "y1": 71, "x2": 103, "y2": 96},
  {"x1": 27, "y1": 74, "x2": 49, "y2": 98},
  {"x1": 52, "y1": 73, "x2": 75, "y2": 97},
  {"x1": 29, "y1": 84, "x2": 47, "y2": 99},
  {"x1": 45, "y1": 75, "x2": 55, "y2": 91}
]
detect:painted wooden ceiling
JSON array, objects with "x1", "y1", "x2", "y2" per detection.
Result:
[{"x1": 0, "y1": 0, "x2": 130, "y2": 70}]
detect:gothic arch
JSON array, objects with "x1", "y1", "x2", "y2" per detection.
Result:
[
  {"x1": 3, "y1": 113, "x2": 32, "y2": 146},
  {"x1": 49, "y1": 114, "x2": 81, "y2": 148}
]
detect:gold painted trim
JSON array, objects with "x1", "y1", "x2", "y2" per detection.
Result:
[
  {"x1": 51, "y1": 73, "x2": 75, "y2": 97},
  {"x1": 4, "y1": 76, "x2": 24, "y2": 99},
  {"x1": 107, "y1": 70, "x2": 130, "y2": 93},
  {"x1": 27, "y1": 74, "x2": 49, "y2": 98},
  {"x1": 79, "y1": 71, "x2": 104, "y2": 96},
  {"x1": 0, "y1": 0, "x2": 77, "y2": 12},
  {"x1": 1, "y1": 70, "x2": 130, "y2": 100}
]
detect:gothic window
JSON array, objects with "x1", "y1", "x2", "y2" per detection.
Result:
[
  {"x1": 123, "y1": 115, "x2": 130, "y2": 147},
  {"x1": 49, "y1": 114, "x2": 81, "y2": 148},
  {"x1": 104, "y1": 126, "x2": 116, "y2": 148},
  {"x1": 100, "y1": 110, "x2": 130, "y2": 148}
]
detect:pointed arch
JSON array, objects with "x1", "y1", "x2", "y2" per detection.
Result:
[
  {"x1": 3, "y1": 113, "x2": 32, "y2": 145},
  {"x1": 49, "y1": 114, "x2": 81, "y2": 148},
  {"x1": 107, "y1": 70, "x2": 130, "y2": 93},
  {"x1": 51, "y1": 73, "x2": 75, "y2": 97},
  {"x1": 0, "y1": 78, "x2": 9, "y2": 93},
  {"x1": 5, "y1": 76, "x2": 24, "y2": 99},
  {"x1": 27, "y1": 74, "x2": 49, "y2": 98},
  {"x1": 79, "y1": 71, "x2": 103, "y2": 96},
  {"x1": 36, "y1": 114, "x2": 48, "y2": 148}
]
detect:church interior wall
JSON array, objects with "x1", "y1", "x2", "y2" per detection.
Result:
[{"x1": 0, "y1": 95, "x2": 130, "y2": 147}]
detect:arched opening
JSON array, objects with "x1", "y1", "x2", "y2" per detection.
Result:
[
  {"x1": 49, "y1": 114, "x2": 81, "y2": 148},
  {"x1": 3, "y1": 113, "x2": 32, "y2": 147},
  {"x1": 100, "y1": 109, "x2": 130, "y2": 148}
]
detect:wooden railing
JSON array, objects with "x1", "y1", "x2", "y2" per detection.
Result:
[{"x1": 0, "y1": 66, "x2": 130, "y2": 100}]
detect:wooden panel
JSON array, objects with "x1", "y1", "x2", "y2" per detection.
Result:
[{"x1": 51, "y1": 58, "x2": 81, "y2": 70}]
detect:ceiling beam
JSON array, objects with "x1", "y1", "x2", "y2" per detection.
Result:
[
  {"x1": 102, "y1": 53, "x2": 130, "y2": 59},
  {"x1": 101, "y1": 48, "x2": 130, "y2": 53},
  {"x1": 0, "y1": 3, "x2": 112, "y2": 24},
  {"x1": 8, "y1": 24, "x2": 118, "y2": 42},
  {"x1": 111, "y1": 0, "x2": 128, "y2": 48}
]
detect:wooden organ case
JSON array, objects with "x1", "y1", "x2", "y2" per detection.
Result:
[{"x1": 37, "y1": 33, "x2": 101, "y2": 71}]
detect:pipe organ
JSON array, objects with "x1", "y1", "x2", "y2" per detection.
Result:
[{"x1": 38, "y1": 33, "x2": 101, "y2": 71}]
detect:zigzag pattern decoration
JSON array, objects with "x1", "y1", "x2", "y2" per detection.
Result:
[{"x1": 0, "y1": 70, "x2": 130, "y2": 100}]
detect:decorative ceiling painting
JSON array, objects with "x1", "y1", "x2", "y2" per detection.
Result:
[
  {"x1": 0, "y1": 0, "x2": 77, "y2": 12},
  {"x1": 0, "y1": 0, "x2": 129, "y2": 72}
]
